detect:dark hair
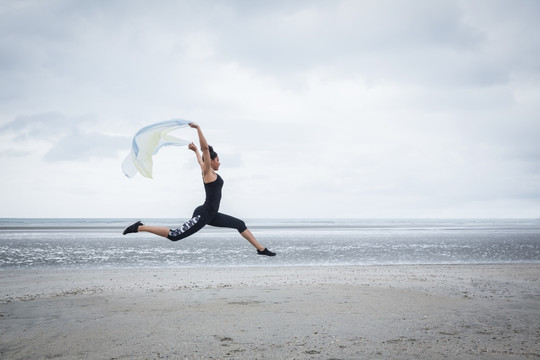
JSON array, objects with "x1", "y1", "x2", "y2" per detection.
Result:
[{"x1": 208, "y1": 145, "x2": 218, "y2": 160}]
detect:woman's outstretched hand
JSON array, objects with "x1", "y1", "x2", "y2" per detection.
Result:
[
  {"x1": 188, "y1": 142, "x2": 198, "y2": 152},
  {"x1": 188, "y1": 122, "x2": 199, "y2": 129}
]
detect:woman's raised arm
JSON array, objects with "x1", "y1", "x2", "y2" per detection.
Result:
[
  {"x1": 188, "y1": 142, "x2": 204, "y2": 167},
  {"x1": 189, "y1": 123, "x2": 214, "y2": 180}
]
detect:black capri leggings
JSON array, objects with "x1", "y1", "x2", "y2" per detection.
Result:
[{"x1": 167, "y1": 205, "x2": 247, "y2": 241}]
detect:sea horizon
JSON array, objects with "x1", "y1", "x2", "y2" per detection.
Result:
[{"x1": 1, "y1": 218, "x2": 539, "y2": 270}]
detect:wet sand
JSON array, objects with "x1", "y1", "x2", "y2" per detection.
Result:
[{"x1": 1, "y1": 265, "x2": 539, "y2": 359}]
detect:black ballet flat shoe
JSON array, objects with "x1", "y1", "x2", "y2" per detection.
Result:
[
  {"x1": 257, "y1": 248, "x2": 276, "y2": 256},
  {"x1": 123, "y1": 221, "x2": 143, "y2": 235}
]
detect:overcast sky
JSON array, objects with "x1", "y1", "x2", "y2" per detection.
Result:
[{"x1": 1, "y1": 0, "x2": 539, "y2": 219}]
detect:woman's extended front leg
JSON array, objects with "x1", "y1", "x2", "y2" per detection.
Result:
[
  {"x1": 240, "y1": 229, "x2": 276, "y2": 256},
  {"x1": 240, "y1": 229, "x2": 265, "y2": 251}
]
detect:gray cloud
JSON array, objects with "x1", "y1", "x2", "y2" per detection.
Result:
[
  {"x1": 213, "y1": 1, "x2": 482, "y2": 66},
  {"x1": 1, "y1": 112, "x2": 73, "y2": 140},
  {"x1": 0, "y1": 0, "x2": 538, "y2": 217},
  {"x1": 43, "y1": 130, "x2": 128, "y2": 162},
  {"x1": 1, "y1": 112, "x2": 128, "y2": 161}
]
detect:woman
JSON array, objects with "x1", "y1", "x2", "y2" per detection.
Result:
[{"x1": 123, "y1": 123, "x2": 276, "y2": 256}]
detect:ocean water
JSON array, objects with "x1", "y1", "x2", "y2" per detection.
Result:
[{"x1": 0, "y1": 218, "x2": 539, "y2": 269}]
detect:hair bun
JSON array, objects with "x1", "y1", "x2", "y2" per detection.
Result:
[{"x1": 208, "y1": 145, "x2": 218, "y2": 160}]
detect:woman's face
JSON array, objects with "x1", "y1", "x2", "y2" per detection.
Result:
[{"x1": 211, "y1": 156, "x2": 220, "y2": 171}]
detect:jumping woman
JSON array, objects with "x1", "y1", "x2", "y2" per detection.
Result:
[{"x1": 123, "y1": 123, "x2": 276, "y2": 256}]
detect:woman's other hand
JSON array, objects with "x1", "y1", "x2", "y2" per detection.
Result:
[{"x1": 188, "y1": 142, "x2": 198, "y2": 152}]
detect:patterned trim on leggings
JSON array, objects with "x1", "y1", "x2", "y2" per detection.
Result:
[{"x1": 168, "y1": 215, "x2": 201, "y2": 239}]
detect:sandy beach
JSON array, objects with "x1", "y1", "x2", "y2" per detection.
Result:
[{"x1": 1, "y1": 264, "x2": 539, "y2": 359}]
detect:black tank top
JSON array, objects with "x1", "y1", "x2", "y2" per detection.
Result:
[{"x1": 203, "y1": 174, "x2": 223, "y2": 214}]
